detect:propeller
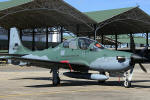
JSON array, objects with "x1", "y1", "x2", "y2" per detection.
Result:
[
  {"x1": 130, "y1": 34, "x2": 148, "y2": 73},
  {"x1": 130, "y1": 34, "x2": 135, "y2": 53},
  {"x1": 139, "y1": 63, "x2": 147, "y2": 73},
  {"x1": 139, "y1": 45, "x2": 149, "y2": 59}
]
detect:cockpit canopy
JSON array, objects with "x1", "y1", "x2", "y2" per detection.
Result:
[{"x1": 63, "y1": 37, "x2": 104, "y2": 51}]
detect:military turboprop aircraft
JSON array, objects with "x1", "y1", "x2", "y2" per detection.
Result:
[{"x1": 2, "y1": 27, "x2": 149, "y2": 88}]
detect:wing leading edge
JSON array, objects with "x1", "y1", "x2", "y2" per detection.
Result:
[{"x1": 11, "y1": 56, "x2": 89, "y2": 70}]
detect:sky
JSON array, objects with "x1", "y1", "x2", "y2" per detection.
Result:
[
  {"x1": 0, "y1": 0, "x2": 150, "y2": 14},
  {"x1": 64, "y1": 0, "x2": 150, "y2": 14}
]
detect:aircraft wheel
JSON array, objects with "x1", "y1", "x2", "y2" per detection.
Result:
[
  {"x1": 124, "y1": 80, "x2": 131, "y2": 88},
  {"x1": 52, "y1": 67, "x2": 60, "y2": 86},
  {"x1": 52, "y1": 76, "x2": 60, "y2": 86}
]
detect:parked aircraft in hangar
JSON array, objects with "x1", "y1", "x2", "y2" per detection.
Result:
[{"x1": 1, "y1": 27, "x2": 149, "y2": 88}]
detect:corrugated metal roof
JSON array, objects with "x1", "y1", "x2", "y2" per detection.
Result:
[
  {"x1": 0, "y1": 0, "x2": 95, "y2": 33},
  {"x1": 0, "y1": 0, "x2": 33, "y2": 11},
  {"x1": 0, "y1": 0, "x2": 149, "y2": 36},
  {"x1": 84, "y1": 7, "x2": 136, "y2": 23}
]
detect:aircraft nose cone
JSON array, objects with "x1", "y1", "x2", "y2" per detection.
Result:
[{"x1": 90, "y1": 57, "x2": 130, "y2": 71}]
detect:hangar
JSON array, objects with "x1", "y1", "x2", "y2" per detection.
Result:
[
  {"x1": 84, "y1": 7, "x2": 150, "y2": 50},
  {"x1": 0, "y1": 0, "x2": 96, "y2": 51},
  {"x1": 0, "y1": 0, "x2": 150, "y2": 51}
]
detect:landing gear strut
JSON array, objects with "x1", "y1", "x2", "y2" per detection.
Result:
[
  {"x1": 124, "y1": 72, "x2": 131, "y2": 88},
  {"x1": 123, "y1": 68, "x2": 134, "y2": 88},
  {"x1": 51, "y1": 67, "x2": 60, "y2": 86}
]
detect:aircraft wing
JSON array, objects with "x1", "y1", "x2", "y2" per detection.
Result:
[
  {"x1": 0, "y1": 56, "x2": 12, "y2": 59},
  {"x1": 11, "y1": 56, "x2": 89, "y2": 70},
  {"x1": 0, "y1": 54, "x2": 27, "y2": 63},
  {"x1": 0, "y1": 53, "x2": 26, "y2": 57}
]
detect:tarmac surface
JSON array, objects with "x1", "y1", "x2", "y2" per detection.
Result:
[{"x1": 0, "y1": 64, "x2": 150, "y2": 100}]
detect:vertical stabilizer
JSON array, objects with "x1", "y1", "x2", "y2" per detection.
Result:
[{"x1": 9, "y1": 27, "x2": 29, "y2": 54}]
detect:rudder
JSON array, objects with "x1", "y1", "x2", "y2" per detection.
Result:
[{"x1": 9, "y1": 27, "x2": 30, "y2": 54}]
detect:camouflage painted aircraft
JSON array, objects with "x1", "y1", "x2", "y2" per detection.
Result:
[{"x1": 2, "y1": 27, "x2": 149, "y2": 88}]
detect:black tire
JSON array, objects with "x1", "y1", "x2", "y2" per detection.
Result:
[
  {"x1": 124, "y1": 81, "x2": 131, "y2": 88},
  {"x1": 52, "y1": 76, "x2": 60, "y2": 86}
]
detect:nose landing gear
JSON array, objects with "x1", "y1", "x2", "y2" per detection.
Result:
[
  {"x1": 124, "y1": 79, "x2": 131, "y2": 88},
  {"x1": 123, "y1": 68, "x2": 134, "y2": 88}
]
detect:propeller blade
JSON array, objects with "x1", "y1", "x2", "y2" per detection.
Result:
[
  {"x1": 130, "y1": 34, "x2": 135, "y2": 53},
  {"x1": 139, "y1": 45, "x2": 149, "y2": 57},
  {"x1": 131, "y1": 54, "x2": 148, "y2": 63},
  {"x1": 130, "y1": 34, "x2": 148, "y2": 73},
  {"x1": 141, "y1": 45, "x2": 148, "y2": 53},
  {"x1": 139, "y1": 63, "x2": 147, "y2": 73}
]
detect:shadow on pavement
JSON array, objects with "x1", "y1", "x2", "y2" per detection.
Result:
[{"x1": 11, "y1": 77, "x2": 150, "y2": 88}]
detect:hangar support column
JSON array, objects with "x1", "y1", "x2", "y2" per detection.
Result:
[
  {"x1": 127, "y1": 43, "x2": 129, "y2": 48},
  {"x1": 146, "y1": 32, "x2": 149, "y2": 46},
  {"x1": 115, "y1": 33, "x2": 118, "y2": 50},
  {"x1": 101, "y1": 33, "x2": 104, "y2": 44},
  {"x1": 60, "y1": 26, "x2": 64, "y2": 43},
  {"x1": 32, "y1": 28, "x2": 35, "y2": 51},
  {"x1": 46, "y1": 27, "x2": 49, "y2": 49},
  {"x1": 8, "y1": 29, "x2": 10, "y2": 53},
  {"x1": 130, "y1": 33, "x2": 135, "y2": 52},
  {"x1": 20, "y1": 29, "x2": 22, "y2": 42},
  {"x1": 49, "y1": 28, "x2": 53, "y2": 42},
  {"x1": 93, "y1": 24, "x2": 97, "y2": 40}
]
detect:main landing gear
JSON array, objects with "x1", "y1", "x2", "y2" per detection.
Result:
[
  {"x1": 51, "y1": 67, "x2": 60, "y2": 86},
  {"x1": 123, "y1": 68, "x2": 134, "y2": 88}
]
